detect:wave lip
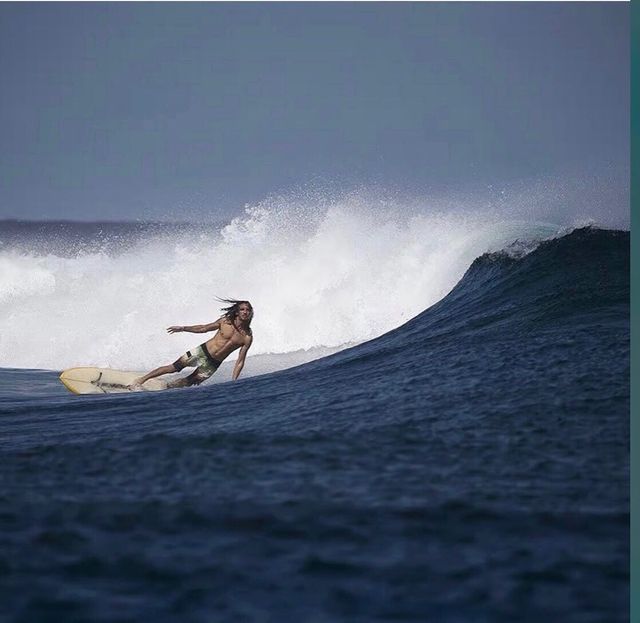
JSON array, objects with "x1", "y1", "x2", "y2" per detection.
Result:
[{"x1": 450, "y1": 226, "x2": 629, "y2": 327}]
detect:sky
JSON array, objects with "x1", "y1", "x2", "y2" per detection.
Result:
[{"x1": 0, "y1": 2, "x2": 629, "y2": 222}]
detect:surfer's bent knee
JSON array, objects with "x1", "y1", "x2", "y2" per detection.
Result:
[{"x1": 187, "y1": 370, "x2": 209, "y2": 385}]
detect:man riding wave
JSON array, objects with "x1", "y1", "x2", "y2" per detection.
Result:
[{"x1": 129, "y1": 299, "x2": 253, "y2": 390}]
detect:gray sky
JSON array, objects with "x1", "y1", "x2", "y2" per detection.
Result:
[{"x1": 0, "y1": 2, "x2": 629, "y2": 222}]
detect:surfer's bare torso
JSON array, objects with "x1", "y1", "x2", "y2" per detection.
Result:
[{"x1": 174, "y1": 317, "x2": 252, "y2": 362}]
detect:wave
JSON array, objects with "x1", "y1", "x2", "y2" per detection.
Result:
[
  {"x1": 325, "y1": 226, "x2": 629, "y2": 373},
  {"x1": 0, "y1": 192, "x2": 600, "y2": 371}
]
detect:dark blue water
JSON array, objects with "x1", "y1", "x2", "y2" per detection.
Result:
[{"x1": 0, "y1": 227, "x2": 629, "y2": 622}]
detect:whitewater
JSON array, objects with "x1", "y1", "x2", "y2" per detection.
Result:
[{"x1": 0, "y1": 190, "x2": 577, "y2": 373}]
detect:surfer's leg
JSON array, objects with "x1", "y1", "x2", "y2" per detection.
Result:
[
  {"x1": 131, "y1": 352, "x2": 193, "y2": 388},
  {"x1": 134, "y1": 364, "x2": 177, "y2": 385},
  {"x1": 166, "y1": 347, "x2": 222, "y2": 389},
  {"x1": 167, "y1": 366, "x2": 213, "y2": 389}
]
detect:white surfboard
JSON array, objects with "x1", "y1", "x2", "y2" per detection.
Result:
[{"x1": 59, "y1": 367, "x2": 168, "y2": 395}]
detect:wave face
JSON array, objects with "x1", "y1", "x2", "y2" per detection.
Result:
[
  {"x1": 0, "y1": 196, "x2": 562, "y2": 370},
  {"x1": 341, "y1": 225, "x2": 630, "y2": 360},
  {"x1": 269, "y1": 226, "x2": 630, "y2": 434},
  {"x1": 0, "y1": 227, "x2": 629, "y2": 621}
]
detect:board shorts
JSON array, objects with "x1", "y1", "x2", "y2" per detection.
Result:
[{"x1": 172, "y1": 344, "x2": 222, "y2": 381}]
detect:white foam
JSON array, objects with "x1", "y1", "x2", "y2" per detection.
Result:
[{"x1": 0, "y1": 191, "x2": 560, "y2": 371}]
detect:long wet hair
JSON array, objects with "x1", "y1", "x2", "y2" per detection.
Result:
[{"x1": 218, "y1": 298, "x2": 254, "y2": 329}]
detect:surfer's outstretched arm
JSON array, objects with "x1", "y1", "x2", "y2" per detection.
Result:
[{"x1": 167, "y1": 318, "x2": 222, "y2": 334}]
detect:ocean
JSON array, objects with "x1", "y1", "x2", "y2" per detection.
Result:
[{"x1": 0, "y1": 206, "x2": 629, "y2": 622}]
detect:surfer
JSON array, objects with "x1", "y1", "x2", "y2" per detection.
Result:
[{"x1": 129, "y1": 300, "x2": 253, "y2": 390}]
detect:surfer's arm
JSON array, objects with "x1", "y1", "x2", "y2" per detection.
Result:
[
  {"x1": 232, "y1": 336, "x2": 253, "y2": 380},
  {"x1": 167, "y1": 318, "x2": 222, "y2": 334}
]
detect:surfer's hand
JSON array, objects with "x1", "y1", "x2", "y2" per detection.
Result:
[{"x1": 167, "y1": 326, "x2": 183, "y2": 333}]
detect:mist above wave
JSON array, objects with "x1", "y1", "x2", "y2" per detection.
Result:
[{"x1": 1, "y1": 190, "x2": 563, "y2": 371}]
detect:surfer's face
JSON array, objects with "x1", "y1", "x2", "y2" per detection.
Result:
[{"x1": 237, "y1": 303, "x2": 252, "y2": 321}]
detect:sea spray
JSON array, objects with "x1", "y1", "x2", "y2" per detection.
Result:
[{"x1": 0, "y1": 192, "x2": 560, "y2": 370}]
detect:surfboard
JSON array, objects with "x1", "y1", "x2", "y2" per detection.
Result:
[{"x1": 59, "y1": 367, "x2": 168, "y2": 395}]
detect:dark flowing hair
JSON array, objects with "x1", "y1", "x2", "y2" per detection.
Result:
[{"x1": 218, "y1": 298, "x2": 254, "y2": 328}]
